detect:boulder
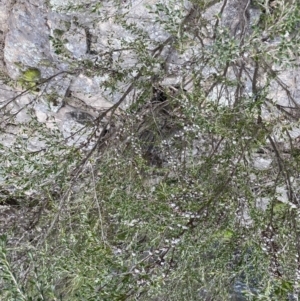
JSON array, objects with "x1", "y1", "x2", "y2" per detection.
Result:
[{"x1": 4, "y1": 0, "x2": 52, "y2": 79}]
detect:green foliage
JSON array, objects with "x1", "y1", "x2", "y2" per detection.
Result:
[
  {"x1": 17, "y1": 67, "x2": 41, "y2": 91},
  {"x1": 1, "y1": 0, "x2": 300, "y2": 300}
]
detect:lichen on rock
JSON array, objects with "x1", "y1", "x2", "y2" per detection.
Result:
[
  {"x1": 21, "y1": 68, "x2": 41, "y2": 83},
  {"x1": 18, "y1": 67, "x2": 41, "y2": 90}
]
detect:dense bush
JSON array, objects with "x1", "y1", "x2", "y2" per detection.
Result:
[{"x1": 1, "y1": 0, "x2": 300, "y2": 300}]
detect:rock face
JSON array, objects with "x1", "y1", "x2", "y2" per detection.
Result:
[
  {"x1": 0, "y1": 0, "x2": 299, "y2": 177},
  {"x1": 0, "y1": 0, "x2": 14, "y2": 71},
  {"x1": 221, "y1": 0, "x2": 251, "y2": 36},
  {"x1": 4, "y1": 0, "x2": 52, "y2": 79},
  {"x1": 1, "y1": 0, "x2": 111, "y2": 146},
  {"x1": 0, "y1": 0, "x2": 158, "y2": 148},
  {"x1": 0, "y1": 0, "x2": 298, "y2": 167}
]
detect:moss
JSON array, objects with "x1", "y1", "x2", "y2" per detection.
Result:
[
  {"x1": 22, "y1": 68, "x2": 41, "y2": 82},
  {"x1": 18, "y1": 67, "x2": 41, "y2": 91}
]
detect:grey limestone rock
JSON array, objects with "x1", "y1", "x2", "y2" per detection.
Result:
[
  {"x1": 221, "y1": 0, "x2": 251, "y2": 37},
  {"x1": 66, "y1": 110, "x2": 94, "y2": 125},
  {"x1": 4, "y1": 0, "x2": 52, "y2": 79},
  {"x1": 0, "y1": 0, "x2": 15, "y2": 34}
]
